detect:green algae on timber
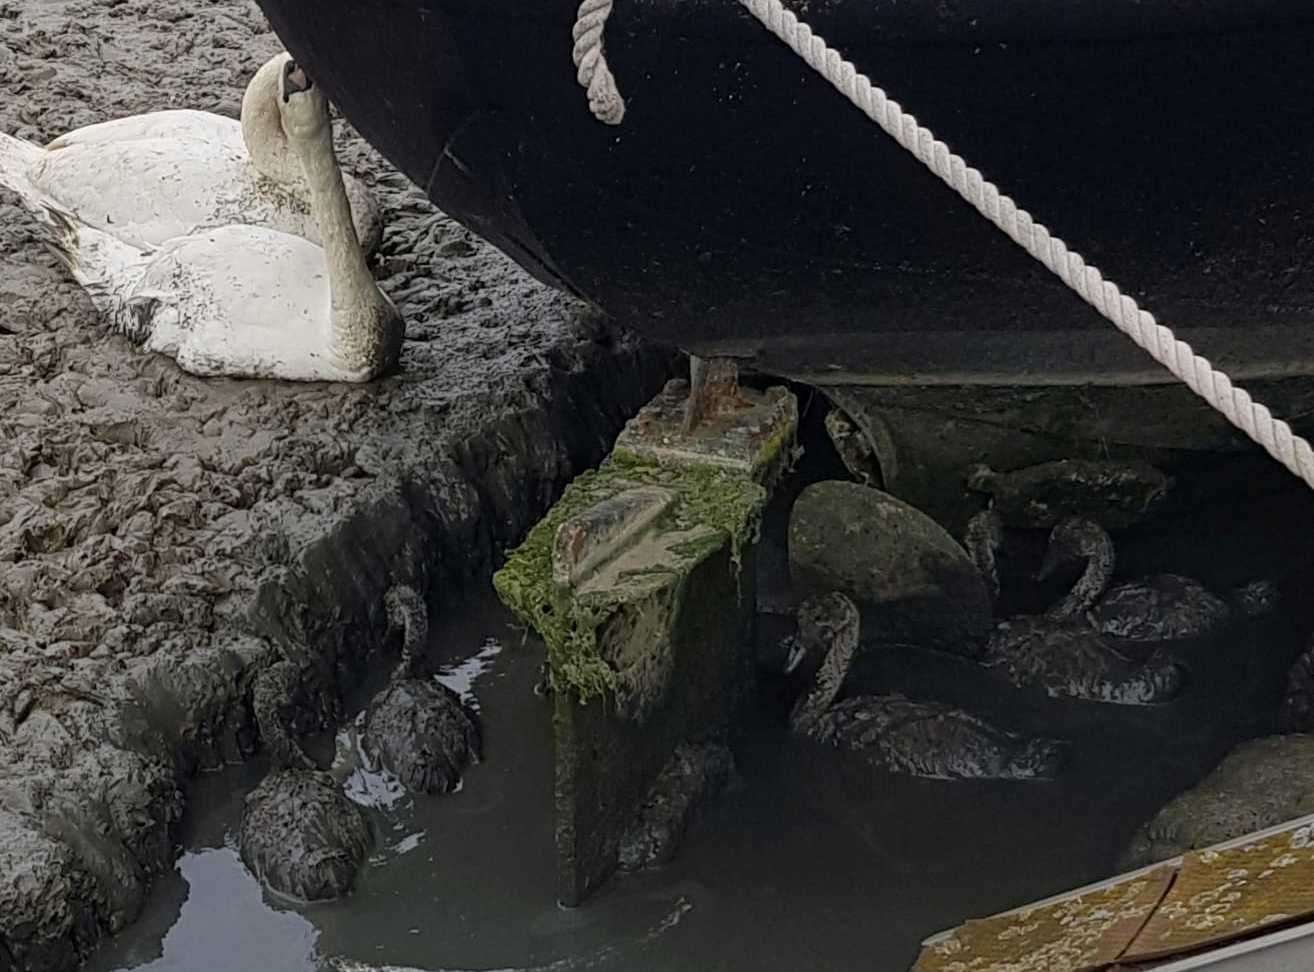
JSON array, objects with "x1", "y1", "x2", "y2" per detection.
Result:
[{"x1": 492, "y1": 459, "x2": 767, "y2": 705}]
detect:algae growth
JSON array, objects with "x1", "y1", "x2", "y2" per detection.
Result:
[{"x1": 492, "y1": 456, "x2": 769, "y2": 705}]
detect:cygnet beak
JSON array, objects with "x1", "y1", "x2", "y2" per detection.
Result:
[
  {"x1": 1035, "y1": 544, "x2": 1065, "y2": 582},
  {"x1": 1036, "y1": 523, "x2": 1079, "y2": 582},
  {"x1": 782, "y1": 636, "x2": 809, "y2": 676}
]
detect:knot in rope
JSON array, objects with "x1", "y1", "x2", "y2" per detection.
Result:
[{"x1": 572, "y1": 0, "x2": 626, "y2": 125}]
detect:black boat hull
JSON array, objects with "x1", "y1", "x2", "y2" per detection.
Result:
[{"x1": 256, "y1": 0, "x2": 1314, "y2": 387}]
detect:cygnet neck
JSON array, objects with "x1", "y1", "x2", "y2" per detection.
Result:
[
  {"x1": 1044, "y1": 519, "x2": 1115, "y2": 620},
  {"x1": 385, "y1": 586, "x2": 430, "y2": 682},
  {"x1": 789, "y1": 595, "x2": 861, "y2": 734}
]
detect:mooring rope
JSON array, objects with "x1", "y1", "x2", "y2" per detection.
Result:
[
  {"x1": 572, "y1": 0, "x2": 626, "y2": 125},
  {"x1": 569, "y1": 0, "x2": 1314, "y2": 490}
]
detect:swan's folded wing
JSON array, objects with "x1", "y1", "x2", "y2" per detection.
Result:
[
  {"x1": 42, "y1": 113, "x2": 383, "y2": 257},
  {"x1": 44, "y1": 109, "x2": 243, "y2": 152},
  {"x1": 30, "y1": 137, "x2": 312, "y2": 250},
  {"x1": 137, "y1": 226, "x2": 335, "y2": 380}
]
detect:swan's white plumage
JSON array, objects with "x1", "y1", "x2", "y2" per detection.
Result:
[
  {"x1": 20, "y1": 99, "x2": 381, "y2": 252},
  {"x1": 129, "y1": 225, "x2": 351, "y2": 381},
  {"x1": 42, "y1": 213, "x2": 385, "y2": 382},
  {"x1": 46, "y1": 108, "x2": 241, "y2": 151},
  {"x1": 32, "y1": 137, "x2": 296, "y2": 250},
  {"x1": 0, "y1": 54, "x2": 404, "y2": 384}
]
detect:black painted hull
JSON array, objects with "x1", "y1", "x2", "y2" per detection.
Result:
[{"x1": 257, "y1": 0, "x2": 1314, "y2": 387}]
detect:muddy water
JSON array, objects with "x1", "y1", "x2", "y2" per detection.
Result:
[{"x1": 83, "y1": 559, "x2": 1297, "y2": 972}]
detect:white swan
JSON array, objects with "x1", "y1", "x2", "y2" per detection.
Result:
[
  {"x1": 0, "y1": 59, "x2": 404, "y2": 383},
  {"x1": 3, "y1": 52, "x2": 381, "y2": 254}
]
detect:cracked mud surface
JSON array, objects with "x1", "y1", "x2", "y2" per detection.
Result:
[{"x1": 0, "y1": 1, "x2": 672, "y2": 967}]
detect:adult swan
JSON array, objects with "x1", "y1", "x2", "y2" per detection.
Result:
[
  {"x1": 0, "y1": 58, "x2": 404, "y2": 383},
  {"x1": 2, "y1": 52, "x2": 382, "y2": 253}
]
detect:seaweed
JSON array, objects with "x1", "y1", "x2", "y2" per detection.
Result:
[{"x1": 492, "y1": 451, "x2": 775, "y2": 704}]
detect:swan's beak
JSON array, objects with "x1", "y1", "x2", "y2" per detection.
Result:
[
  {"x1": 1035, "y1": 544, "x2": 1064, "y2": 582},
  {"x1": 282, "y1": 59, "x2": 314, "y2": 100},
  {"x1": 782, "y1": 636, "x2": 809, "y2": 676},
  {"x1": 1036, "y1": 536, "x2": 1085, "y2": 583}
]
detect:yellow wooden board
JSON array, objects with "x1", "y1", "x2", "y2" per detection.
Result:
[
  {"x1": 1122, "y1": 820, "x2": 1314, "y2": 962},
  {"x1": 911, "y1": 867, "x2": 1174, "y2": 972}
]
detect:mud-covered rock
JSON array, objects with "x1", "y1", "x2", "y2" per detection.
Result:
[
  {"x1": 0, "y1": 716, "x2": 182, "y2": 965},
  {"x1": 39, "y1": 745, "x2": 181, "y2": 934},
  {"x1": 0, "y1": 812, "x2": 99, "y2": 972},
  {"x1": 2, "y1": 687, "x2": 181, "y2": 875},
  {"x1": 788, "y1": 481, "x2": 992, "y2": 655},
  {"x1": 238, "y1": 770, "x2": 372, "y2": 901},
  {"x1": 1121, "y1": 735, "x2": 1314, "y2": 870},
  {"x1": 617, "y1": 742, "x2": 736, "y2": 871}
]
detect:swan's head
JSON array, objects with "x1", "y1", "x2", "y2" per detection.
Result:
[
  {"x1": 964, "y1": 463, "x2": 999, "y2": 494},
  {"x1": 277, "y1": 58, "x2": 330, "y2": 141},
  {"x1": 1038, "y1": 516, "x2": 1112, "y2": 581},
  {"x1": 783, "y1": 592, "x2": 861, "y2": 678},
  {"x1": 785, "y1": 592, "x2": 862, "y2": 735},
  {"x1": 1230, "y1": 578, "x2": 1280, "y2": 618}
]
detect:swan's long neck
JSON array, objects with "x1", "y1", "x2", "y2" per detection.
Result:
[
  {"x1": 291, "y1": 126, "x2": 378, "y2": 304},
  {"x1": 385, "y1": 585, "x2": 429, "y2": 681},
  {"x1": 241, "y1": 57, "x2": 303, "y2": 186},
  {"x1": 265, "y1": 715, "x2": 311, "y2": 771},
  {"x1": 1044, "y1": 520, "x2": 1115, "y2": 620},
  {"x1": 963, "y1": 509, "x2": 1005, "y2": 607},
  {"x1": 790, "y1": 594, "x2": 861, "y2": 736},
  {"x1": 252, "y1": 661, "x2": 315, "y2": 772}
]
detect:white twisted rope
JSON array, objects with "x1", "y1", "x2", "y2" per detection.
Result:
[
  {"x1": 569, "y1": 0, "x2": 1314, "y2": 490},
  {"x1": 572, "y1": 0, "x2": 626, "y2": 125}
]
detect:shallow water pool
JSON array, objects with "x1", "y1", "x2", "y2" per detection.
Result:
[{"x1": 86, "y1": 579, "x2": 1294, "y2": 972}]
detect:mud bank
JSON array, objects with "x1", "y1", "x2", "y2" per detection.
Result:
[{"x1": 0, "y1": 0, "x2": 673, "y2": 967}]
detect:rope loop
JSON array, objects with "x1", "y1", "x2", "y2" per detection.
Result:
[{"x1": 572, "y1": 0, "x2": 626, "y2": 125}]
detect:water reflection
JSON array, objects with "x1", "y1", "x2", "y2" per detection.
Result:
[
  {"x1": 85, "y1": 583, "x2": 1295, "y2": 972},
  {"x1": 92, "y1": 849, "x2": 319, "y2": 972}
]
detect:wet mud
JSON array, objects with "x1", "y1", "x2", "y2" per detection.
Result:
[
  {"x1": 23, "y1": 389, "x2": 1314, "y2": 972},
  {"x1": 8, "y1": 1, "x2": 1314, "y2": 970},
  {"x1": 0, "y1": 0, "x2": 672, "y2": 965}
]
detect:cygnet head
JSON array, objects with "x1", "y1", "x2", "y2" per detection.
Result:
[
  {"x1": 964, "y1": 463, "x2": 999, "y2": 494},
  {"x1": 781, "y1": 634, "x2": 811, "y2": 678},
  {"x1": 785, "y1": 592, "x2": 862, "y2": 735},
  {"x1": 1230, "y1": 578, "x2": 1281, "y2": 618},
  {"x1": 277, "y1": 59, "x2": 330, "y2": 142},
  {"x1": 1038, "y1": 516, "x2": 1112, "y2": 582},
  {"x1": 1039, "y1": 515, "x2": 1116, "y2": 620},
  {"x1": 783, "y1": 592, "x2": 860, "y2": 677}
]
